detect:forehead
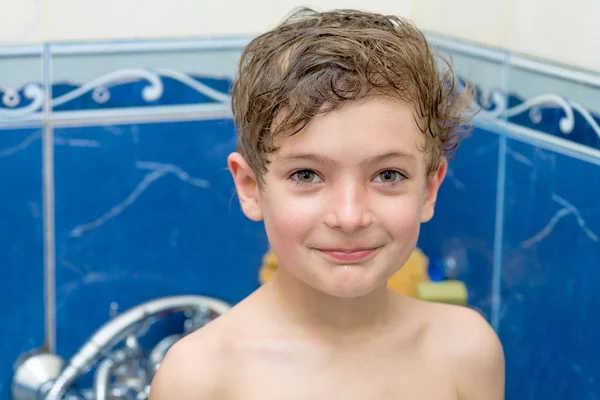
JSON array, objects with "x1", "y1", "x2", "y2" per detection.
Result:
[{"x1": 272, "y1": 96, "x2": 425, "y2": 165}]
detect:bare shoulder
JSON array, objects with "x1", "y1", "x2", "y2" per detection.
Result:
[
  {"x1": 420, "y1": 301, "x2": 505, "y2": 400},
  {"x1": 149, "y1": 318, "x2": 234, "y2": 400},
  {"x1": 149, "y1": 292, "x2": 266, "y2": 400}
]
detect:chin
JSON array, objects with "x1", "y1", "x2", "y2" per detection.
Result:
[
  {"x1": 325, "y1": 286, "x2": 377, "y2": 299},
  {"x1": 317, "y1": 267, "x2": 386, "y2": 299}
]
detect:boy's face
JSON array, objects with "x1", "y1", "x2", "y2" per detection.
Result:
[{"x1": 229, "y1": 96, "x2": 447, "y2": 298}]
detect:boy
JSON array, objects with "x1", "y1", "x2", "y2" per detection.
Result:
[{"x1": 150, "y1": 8, "x2": 505, "y2": 400}]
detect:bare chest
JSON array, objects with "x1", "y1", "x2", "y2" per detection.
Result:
[{"x1": 227, "y1": 347, "x2": 457, "y2": 400}]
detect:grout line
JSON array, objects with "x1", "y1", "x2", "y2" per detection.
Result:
[
  {"x1": 42, "y1": 43, "x2": 56, "y2": 353},
  {"x1": 491, "y1": 133, "x2": 506, "y2": 331},
  {"x1": 490, "y1": 52, "x2": 510, "y2": 331}
]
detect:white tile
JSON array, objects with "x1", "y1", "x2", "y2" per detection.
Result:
[
  {"x1": 0, "y1": 0, "x2": 43, "y2": 44},
  {"x1": 414, "y1": 0, "x2": 512, "y2": 48},
  {"x1": 510, "y1": 0, "x2": 600, "y2": 72},
  {"x1": 273, "y1": 0, "x2": 415, "y2": 23},
  {"x1": 45, "y1": 0, "x2": 278, "y2": 42}
]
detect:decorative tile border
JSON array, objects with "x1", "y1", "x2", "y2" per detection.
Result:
[
  {"x1": 467, "y1": 82, "x2": 600, "y2": 151},
  {"x1": 0, "y1": 36, "x2": 598, "y2": 156},
  {"x1": 0, "y1": 69, "x2": 233, "y2": 125}
]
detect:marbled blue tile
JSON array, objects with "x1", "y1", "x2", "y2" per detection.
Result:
[
  {"x1": 418, "y1": 127, "x2": 500, "y2": 319},
  {"x1": 0, "y1": 128, "x2": 45, "y2": 399},
  {"x1": 54, "y1": 119, "x2": 269, "y2": 360},
  {"x1": 500, "y1": 138, "x2": 600, "y2": 399}
]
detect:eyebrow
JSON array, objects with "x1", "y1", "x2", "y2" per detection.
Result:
[{"x1": 277, "y1": 151, "x2": 416, "y2": 166}]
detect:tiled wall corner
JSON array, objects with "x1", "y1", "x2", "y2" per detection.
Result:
[
  {"x1": 418, "y1": 38, "x2": 510, "y2": 324},
  {"x1": 499, "y1": 56, "x2": 600, "y2": 399},
  {"x1": 0, "y1": 48, "x2": 46, "y2": 399},
  {"x1": 46, "y1": 41, "x2": 271, "y2": 362}
]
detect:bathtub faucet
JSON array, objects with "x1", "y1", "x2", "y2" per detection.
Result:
[{"x1": 11, "y1": 295, "x2": 232, "y2": 400}]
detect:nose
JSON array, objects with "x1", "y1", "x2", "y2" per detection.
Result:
[{"x1": 324, "y1": 182, "x2": 372, "y2": 233}]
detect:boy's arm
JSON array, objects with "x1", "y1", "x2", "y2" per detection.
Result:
[
  {"x1": 450, "y1": 308, "x2": 505, "y2": 400},
  {"x1": 149, "y1": 337, "x2": 225, "y2": 400}
]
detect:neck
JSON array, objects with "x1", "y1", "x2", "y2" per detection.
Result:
[{"x1": 264, "y1": 267, "x2": 396, "y2": 343}]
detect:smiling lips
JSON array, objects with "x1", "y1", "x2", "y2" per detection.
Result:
[{"x1": 316, "y1": 247, "x2": 379, "y2": 263}]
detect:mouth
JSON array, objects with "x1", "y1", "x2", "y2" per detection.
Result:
[{"x1": 315, "y1": 247, "x2": 380, "y2": 264}]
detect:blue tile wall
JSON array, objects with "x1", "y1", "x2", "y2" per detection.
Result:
[
  {"x1": 0, "y1": 48, "x2": 46, "y2": 399},
  {"x1": 500, "y1": 139, "x2": 600, "y2": 399},
  {"x1": 0, "y1": 36, "x2": 599, "y2": 400},
  {"x1": 416, "y1": 39, "x2": 600, "y2": 399},
  {"x1": 53, "y1": 119, "x2": 268, "y2": 360},
  {"x1": 0, "y1": 128, "x2": 45, "y2": 400},
  {"x1": 418, "y1": 128, "x2": 500, "y2": 319}
]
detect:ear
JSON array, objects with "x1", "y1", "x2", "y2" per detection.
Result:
[
  {"x1": 227, "y1": 152, "x2": 263, "y2": 221},
  {"x1": 420, "y1": 157, "x2": 448, "y2": 223}
]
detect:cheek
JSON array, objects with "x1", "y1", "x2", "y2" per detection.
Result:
[
  {"x1": 375, "y1": 194, "x2": 423, "y2": 239},
  {"x1": 261, "y1": 190, "x2": 320, "y2": 257}
]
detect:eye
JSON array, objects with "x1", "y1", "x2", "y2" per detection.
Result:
[
  {"x1": 373, "y1": 170, "x2": 404, "y2": 185},
  {"x1": 291, "y1": 169, "x2": 322, "y2": 184}
]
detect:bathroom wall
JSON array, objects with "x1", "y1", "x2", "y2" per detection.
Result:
[
  {"x1": 2, "y1": 0, "x2": 600, "y2": 72},
  {"x1": 1, "y1": 34, "x2": 599, "y2": 399},
  {"x1": 0, "y1": 40, "x2": 270, "y2": 399},
  {"x1": 2, "y1": 4, "x2": 600, "y2": 400},
  {"x1": 419, "y1": 42, "x2": 600, "y2": 399}
]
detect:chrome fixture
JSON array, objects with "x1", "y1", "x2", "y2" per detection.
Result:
[{"x1": 12, "y1": 295, "x2": 231, "y2": 400}]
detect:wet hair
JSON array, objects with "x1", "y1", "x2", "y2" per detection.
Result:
[{"x1": 231, "y1": 7, "x2": 474, "y2": 185}]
